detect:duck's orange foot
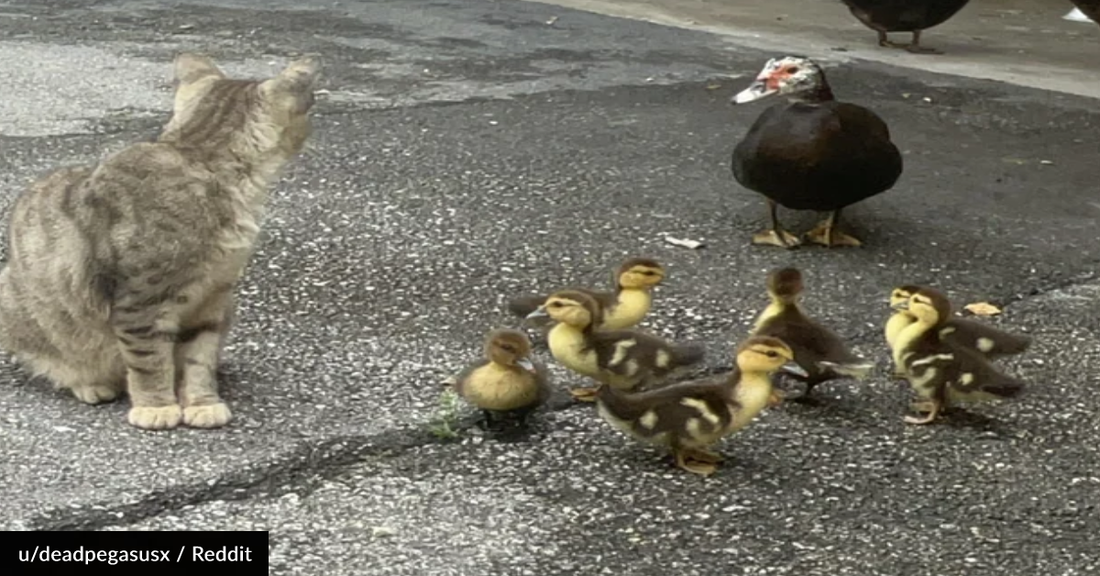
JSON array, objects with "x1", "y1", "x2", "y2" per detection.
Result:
[
  {"x1": 752, "y1": 228, "x2": 801, "y2": 249},
  {"x1": 805, "y1": 220, "x2": 862, "y2": 248}
]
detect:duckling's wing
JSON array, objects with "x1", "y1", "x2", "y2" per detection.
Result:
[
  {"x1": 598, "y1": 375, "x2": 731, "y2": 424},
  {"x1": 939, "y1": 341, "x2": 1026, "y2": 400},
  {"x1": 906, "y1": 339, "x2": 1025, "y2": 401},
  {"x1": 573, "y1": 287, "x2": 620, "y2": 310},
  {"x1": 531, "y1": 360, "x2": 554, "y2": 403},
  {"x1": 756, "y1": 311, "x2": 871, "y2": 378},
  {"x1": 590, "y1": 330, "x2": 705, "y2": 379},
  {"x1": 452, "y1": 358, "x2": 491, "y2": 395},
  {"x1": 941, "y1": 318, "x2": 1031, "y2": 357},
  {"x1": 506, "y1": 295, "x2": 547, "y2": 318}
]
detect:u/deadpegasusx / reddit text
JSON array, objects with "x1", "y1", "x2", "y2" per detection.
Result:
[{"x1": 18, "y1": 545, "x2": 255, "y2": 565}]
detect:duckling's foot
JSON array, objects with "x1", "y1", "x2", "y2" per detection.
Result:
[
  {"x1": 909, "y1": 400, "x2": 936, "y2": 412},
  {"x1": 752, "y1": 229, "x2": 801, "y2": 249},
  {"x1": 805, "y1": 221, "x2": 862, "y2": 248},
  {"x1": 767, "y1": 389, "x2": 785, "y2": 408},
  {"x1": 683, "y1": 448, "x2": 724, "y2": 464},
  {"x1": 569, "y1": 386, "x2": 600, "y2": 403},
  {"x1": 479, "y1": 410, "x2": 507, "y2": 432},
  {"x1": 674, "y1": 450, "x2": 718, "y2": 476},
  {"x1": 904, "y1": 400, "x2": 942, "y2": 425}
]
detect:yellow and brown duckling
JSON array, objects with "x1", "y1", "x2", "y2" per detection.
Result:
[
  {"x1": 526, "y1": 289, "x2": 705, "y2": 402},
  {"x1": 886, "y1": 285, "x2": 1031, "y2": 378},
  {"x1": 751, "y1": 267, "x2": 875, "y2": 400},
  {"x1": 507, "y1": 257, "x2": 665, "y2": 332},
  {"x1": 595, "y1": 335, "x2": 806, "y2": 476},
  {"x1": 892, "y1": 287, "x2": 1026, "y2": 425},
  {"x1": 452, "y1": 328, "x2": 552, "y2": 429}
]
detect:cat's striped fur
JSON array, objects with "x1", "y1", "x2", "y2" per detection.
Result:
[{"x1": 0, "y1": 53, "x2": 321, "y2": 430}]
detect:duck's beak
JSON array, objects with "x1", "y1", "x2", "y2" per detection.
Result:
[
  {"x1": 780, "y1": 361, "x2": 808, "y2": 378},
  {"x1": 732, "y1": 80, "x2": 777, "y2": 105},
  {"x1": 525, "y1": 306, "x2": 549, "y2": 320},
  {"x1": 516, "y1": 358, "x2": 535, "y2": 372},
  {"x1": 891, "y1": 300, "x2": 909, "y2": 311}
]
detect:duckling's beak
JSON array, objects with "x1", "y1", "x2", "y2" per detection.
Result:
[
  {"x1": 732, "y1": 80, "x2": 777, "y2": 105},
  {"x1": 516, "y1": 357, "x2": 535, "y2": 372},
  {"x1": 780, "y1": 361, "x2": 808, "y2": 378},
  {"x1": 525, "y1": 306, "x2": 549, "y2": 320},
  {"x1": 891, "y1": 300, "x2": 909, "y2": 311}
]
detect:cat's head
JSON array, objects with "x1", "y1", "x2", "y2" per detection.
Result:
[{"x1": 161, "y1": 53, "x2": 322, "y2": 158}]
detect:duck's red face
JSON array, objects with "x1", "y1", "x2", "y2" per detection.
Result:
[{"x1": 732, "y1": 56, "x2": 819, "y2": 105}]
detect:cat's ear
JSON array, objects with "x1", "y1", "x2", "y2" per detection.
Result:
[
  {"x1": 259, "y1": 55, "x2": 321, "y2": 105},
  {"x1": 173, "y1": 53, "x2": 226, "y2": 85}
]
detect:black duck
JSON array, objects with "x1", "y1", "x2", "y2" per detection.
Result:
[{"x1": 731, "y1": 56, "x2": 902, "y2": 248}]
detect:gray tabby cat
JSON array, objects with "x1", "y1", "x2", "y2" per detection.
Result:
[{"x1": 0, "y1": 53, "x2": 320, "y2": 430}]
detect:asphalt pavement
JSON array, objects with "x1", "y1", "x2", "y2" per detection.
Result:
[{"x1": 1, "y1": 0, "x2": 1098, "y2": 575}]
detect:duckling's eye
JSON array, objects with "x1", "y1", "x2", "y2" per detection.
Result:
[
  {"x1": 641, "y1": 271, "x2": 656, "y2": 276},
  {"x1": 765, "y1": 350, "x2": 779, "y2": 358},
  {"x1": 548, "y1": 302, "x2": 563, "y2": 308},
  {"x1": 786, "y1": 66, "x2": 799, "y2": 74},
  {"x1": 500, "y1": 345, "x2": 515, "y2": 353}
]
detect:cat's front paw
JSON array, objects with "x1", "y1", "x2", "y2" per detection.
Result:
[
  {"x1": 70, "y1": 384, "x2": 121, "y2": 405},
  {"x1": 128, "y1": 405, "x2": 183, "y2": 430},
  {"x1": 183, "y1": 403, "x2": 232, "y2": 428}
]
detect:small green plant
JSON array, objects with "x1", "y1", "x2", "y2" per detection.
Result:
[{"x1": 428, "y1": 388, "x2": 462, "y2": 439}]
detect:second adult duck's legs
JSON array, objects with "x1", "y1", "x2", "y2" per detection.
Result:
[
  {"x1": 753, "y1": 199, "x2": 801, "y2": 248},
  {"x1": 805, "y1": 209, "x2": 862, "y2": 248},
  {"x1": 877, "y1": 29, "x2": 942, "y2": 55}
]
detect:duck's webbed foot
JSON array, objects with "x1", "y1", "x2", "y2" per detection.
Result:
[
  {"x1": 904, "y1": 30, "x2": 943, "y2": 54},
  {"x1": 752, "y1": 198, "x2": 801, "y2": 248},
  {"x1": 805, "y1": 210, "x2": 862, "y2": 247},
  {"x1": 753, "y1": 228, "x2": 802, "y2": 248}
]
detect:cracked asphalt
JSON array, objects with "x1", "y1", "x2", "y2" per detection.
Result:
[{"x1": 1, "y1": 0, "x2": 1099, "y2": 574}]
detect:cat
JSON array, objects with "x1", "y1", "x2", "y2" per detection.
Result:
[{"x1": 0, "y1": 52, "x2": 321, "y2": 430}]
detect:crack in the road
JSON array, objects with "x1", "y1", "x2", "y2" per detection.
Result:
[
  {"x1": 28, "y1": 426, "x2": 455, "y2": 531},
  {"x1": 26, "y1": 396, "x2": 590, "y2": 531}
]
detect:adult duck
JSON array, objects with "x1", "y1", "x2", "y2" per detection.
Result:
[
  {"x1": 839, "y1": 0, "x2": 972, "y2": 54},
  {"x1": 730, "y1": 56, "x2": 902, "y2": 248}
]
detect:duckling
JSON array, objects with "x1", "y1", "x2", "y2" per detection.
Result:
[
  {"x1": 452, "y1": 328, "x2": 552, "y2": 429},
  {"x1": 508, "y1": 258, "x2": 665, "y2": 332},
  {"x1": 595, "y1": 335, "x2": 806, "y2": 476},
  {"x1": 751, "y1": 267, "x2": 874, "y2": 400},
  {"x1": 526, "y1": 289, "x2": 705, "y2": 402},
  {"x1": 892, "y1": 287, "x2": 1026, "y2": 425},
  {"x1": 839, "y1": 0, "x2": 972, "y2": 54},
  {"x1": 886, "y1": 285, "x2": 1031, "y2": 378}
]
